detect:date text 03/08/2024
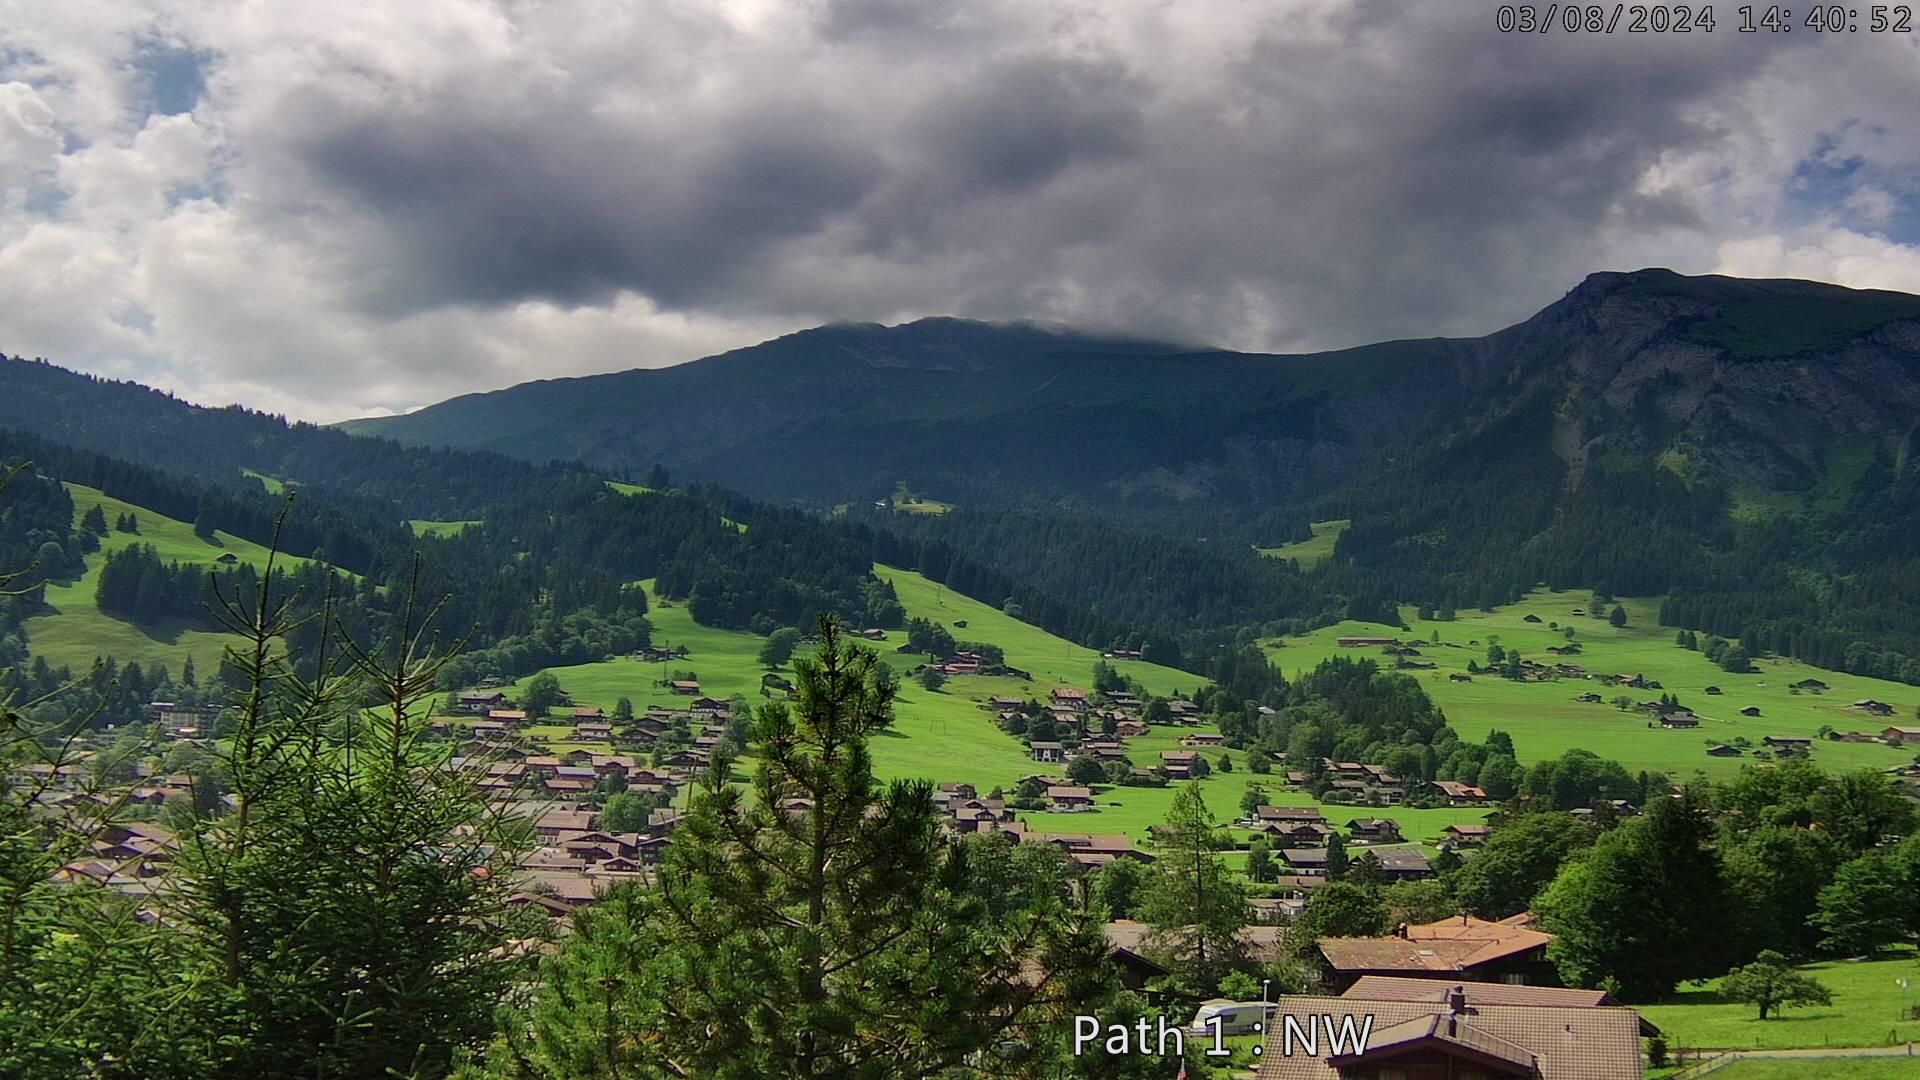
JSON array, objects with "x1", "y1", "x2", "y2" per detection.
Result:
[
  {"x1": 1072, "y1": 1013, "x2": 1376, "y2": 1060},
  {"x1": 1495, "y1": 5, "x2": 1913, "y2": 33}
]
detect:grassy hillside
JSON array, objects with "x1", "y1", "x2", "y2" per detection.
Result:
[
  {"x1": 496, "y1": 566, "x2": 1489, "y2": 846},
  {"x1": 25, "y1": 483, "x2": 320, "y2": 672},
  {"x1": 1263, "y1": 591, "x2": 1919, "y2": 779},
  {"x1": 407, "y1": 519, "x2": 479, "y2": 537},
  {"x1": 1641, "y1": 948, "x2": 1920, "y2": 1051},
  {"x1": 1696, "y1": 1060, "x2": 1920, "y2": 1079},
  {"x1": 1256, "y1": 519, "x2": 1349, "y2": 568}
]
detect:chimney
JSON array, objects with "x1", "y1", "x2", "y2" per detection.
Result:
[{"x1": 1448, "y1": 986, "x2": 1468, "y2": 1017}]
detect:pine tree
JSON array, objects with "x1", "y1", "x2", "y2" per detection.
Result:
[
  {"x1": 1138, "y1": 783, "x2": 1250, "y2": 993},
  {"x1": 492, "y1": 617, "x2": 1116, "y2": 1077}
]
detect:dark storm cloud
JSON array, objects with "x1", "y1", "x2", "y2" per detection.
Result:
[
  {"x1": 239, "y1": 2, "x2": 1887, "y2": 352},
  {"x1": 911, "y1": 55, "x2": 1147, "y2": 194},
  {"x1": 280, "y1": 88, "x2": 886, "y2": 315}
]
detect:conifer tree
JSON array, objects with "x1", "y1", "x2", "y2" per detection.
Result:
[
  {"x1": 488, "y1": 617, "x2": 1128, "y2": 1078},
  {"x1": 1138, "y1": 783, "x2": 1250, "y2": 993}
]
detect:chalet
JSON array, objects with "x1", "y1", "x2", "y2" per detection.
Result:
[
  {"x1": 1279, "y1": 847, "x2": 1332, "y2": 876},
  {"x1": 1706, "y1": 743, "x2": 1744, "y2": 757},
  {"x1": 1159, "y1": 749, "x2": 1199, "y2": 779},
  {"x1": 1448, "y1": 672, "x2": 1473, "y2": 683},
  {"x1": 571, "y1": 706, "x2": 606, "y2": 721},
  {"x1": 1375, "y1": 847, "x2": 1434, "y2": 882},
  {"x1": 1658, "y1": 713, "x2": 1700, "y2": 729},
  {"x1": 1249, "y1": 986, "x2": 1645, "y2": 1079},
  {"x1": 487, "y1": 709, "x2": 530, "y2": 726},
  {"x1": 1853, "y1": 699, "x2": 1896, "y2": 716},
  {"x1": 1575, "y1": 691, "x2": 1602, "y2": 703},
  {"x1": 988, "y1": 696, "x2": 1024, "y2": 711},
  {"x1": 1264, "y1": 821, "x2": 1335, "y2": 848},
  {"x1": 1703, "y1": 685, "x2": 1722, "y2": 695},
  {"x1": 1740, "y1": 706, "x2": 1762, "y2": 717},
  {"x1": 1015, "y1": 832, "x2": 1152, "y2": 869},
  {"x1": 1114, "y1": 720, "x2": 1149, "y2": 738},
  {"x1": 1045, "y1": 786, "x2": 1095, "y2": 810},
  {"x1": 575, "y1": 722, "x2": 614, "y2": 741},
  {"x1": 1790, "y1": 678, "x2": 1829, "y2": 692},
  {"x1": 1165, "y1": 699, "x2": 1202, "y2": 722},
  {"x1": 1345, "y1": 818, "x2": 1403, "y2": 844},
  {"x1": 669, "y1": 680, "x2": 701, "y2": 695},
  {"x1": 1316, "y1": 913, "x2": 1558, "y2": 992},
  {"x1": 1337, "y1": 636, "x2": 1398, "y2": 648},
  {"x1": 1029, "y1": 741, "x2": 1065, "y2": 764},
  {"x1": 1048, "y1": 688, "x2": 1089, "y2": 712},
  {"x1": 1763, "y1": 736, "x2": 1813, "y2": 754},
  {"x1": 469, "y1": 721, "x2": 508, "y2": 739},
  {"x1": 1428, "y1": 781, "x2": 1488, "y2": 806},
  {"x1": 1256, "y1": 805, "x2": 1328, "y2": 826},
  {"x1": 1102, "y1": 647, "x2": 1144, "y2": 660},
  {"x1": 857, "y1": 628, "x2": 887, "y2": 641},
  {"x1": 690, "y1": 696, "x2": 729, "y2": 715},
  {"x1": 456, "y1": 690, "x2": 508, "y2": 714},
  {"x1": 1441, "y1": 824, "x2": 1491, "y2": 847},
  {"x1": 1883, "y1": 726, "x2": 1920, "y2": 746},
  {"x1": 1180, "y1": 732, "x2": 1226, "y2": 748}
]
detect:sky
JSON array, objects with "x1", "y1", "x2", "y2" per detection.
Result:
[{"x1": 1, "y1": 0, "x2": 1918, "y2": 423}]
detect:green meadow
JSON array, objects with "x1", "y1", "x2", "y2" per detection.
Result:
[
  {"x1": 407, "y1": 519, "x2": 480, "y2": 538},
  {"x1": 498, "y1": 566, "x2": 1485, "y2": 846},
  {"x1": 1640, "y1": 949, "x2": 1920, "y2": 1051},
  {"x1": 23, "y1": 483, "x2": 323, "y2": 673},
  {"x1": 1695, "y1": 1060, "x2": 1920, "y2": 1079},
  {"x1": 1262, "y1": 591, "x2": 1918, "y2": 779},
  {"x1": 1255, "y1": 519, "x2": 1350, "y2": 569}
]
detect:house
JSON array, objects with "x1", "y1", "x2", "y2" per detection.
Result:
[
  {"x1": 1574, "y1": 691, "x2": 1602, "y2": 703},
  {"x1": 456, "y1": 690, "x2": 508, "y2": 714},
  {"x1": 1180, "y1": 732, "x2": 1226, "y2": 748},
  {"x1": 988, "y1": 696, "x2": 1024, "y2": 711},
  {"x1": 690, "y1": 696, "x2": 730, "y2": 714},
  {"x1": 1030, "y1": 741, "x2": 1065, "y2": 764},
  {"x1": 1853, "y1": 699, "x2": 1896, "y2": 716},
  {"x1": 576, "y1": 722, "x2": 614, "y2": 741},
  {"x1": 1337, "y1": 637, "x2": 1398, "y2": 648},
  {"x1": 1441, "y1": 824, "x2": 1491, "y2": 847},
  {"x1": 1741, "y1": 706, "x2": 1762, "y2": 717},
  {"x1": 1703, "y1": 685, "x2": 1722, "y2": 695},
  {"x1": 1884, "y1": 726, "x2": 1920, "y2": 746},
  {"x1": 1790, "y1": 678, "x2": 1829, "y2": 692},
  {"x1": 1448, "y1": 673, "x2": 1473, "y2": 683},
  {"x1": 571, "y1": 706, "x2": 606, "y2": 721},
  {"x1": 487, "y1": 709, "x2": 530, "y2": 726},
  {"x1": 1264, "y1": 821, "x2": 1335, "y2": 848},
  {"x1": 1048, "y1": 688, "x2": 1089, "y2": 712},
  {"x1": 1278, "y1": 847, "x2": 1332, "y2": 876},
  {"x1": 1374, "y1": 847, "x2": 1434, "y2": 882},
  {"x1": 1763, "y1": 736, "x2": 1813, "y2": 753},
  {"x1": 1316, "y1": 914, "x2": 1558, "y2": 992},
  {"x1": 1016, "y1": 832, "x2": 1152, "y2": 869},
  {"x1": 1046, "y1": 786, "x2": 1095, "y2": 810},
  {"x1": 1345, "y1": 818, "x2": 1403, "y2": 844},
  {"x1": 1160, "y1": 750, "x2": 1199, "y2": 779},
  {"x1": 1706, "y1": 743, "x2": 1744, "y2": 757},
  {"x1": 1249, "y1": 985, "x2": 1645, "y2": 1079},
  {"x1": 1659, "y1": 713, "x2": 1700, "y2": 729},
  {"x1": 1256, "y1": 805, "x2": 1328, "y2": 826},
  {"x1": 1341, "y1": 975, "x2": 1661, "y2": 1036},
  {"x1": 669, "y1": 680, "x2": 701, "y2": 695},
  {"x1": 1428, "y1": 781, "x2": 1488, "y2": 806}
]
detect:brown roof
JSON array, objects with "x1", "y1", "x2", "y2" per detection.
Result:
[
  {"x1": 1254, "y1": 994, "x2": 1643, "y2": 1080},
  {"x1": 1343, "y1": 977, "x2": 1660, "y2": 1036},
  {"x1": 1320, "y1": 915, "x2": 1553, "y2": 975}
]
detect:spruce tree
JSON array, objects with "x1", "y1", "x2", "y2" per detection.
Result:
[
  {"x1": 1138, "y1": 783, "x2": 1250, "y2": 993},
  {"x1": 494, "y1": 617, "x2": 1122, "y2": 1078}
]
